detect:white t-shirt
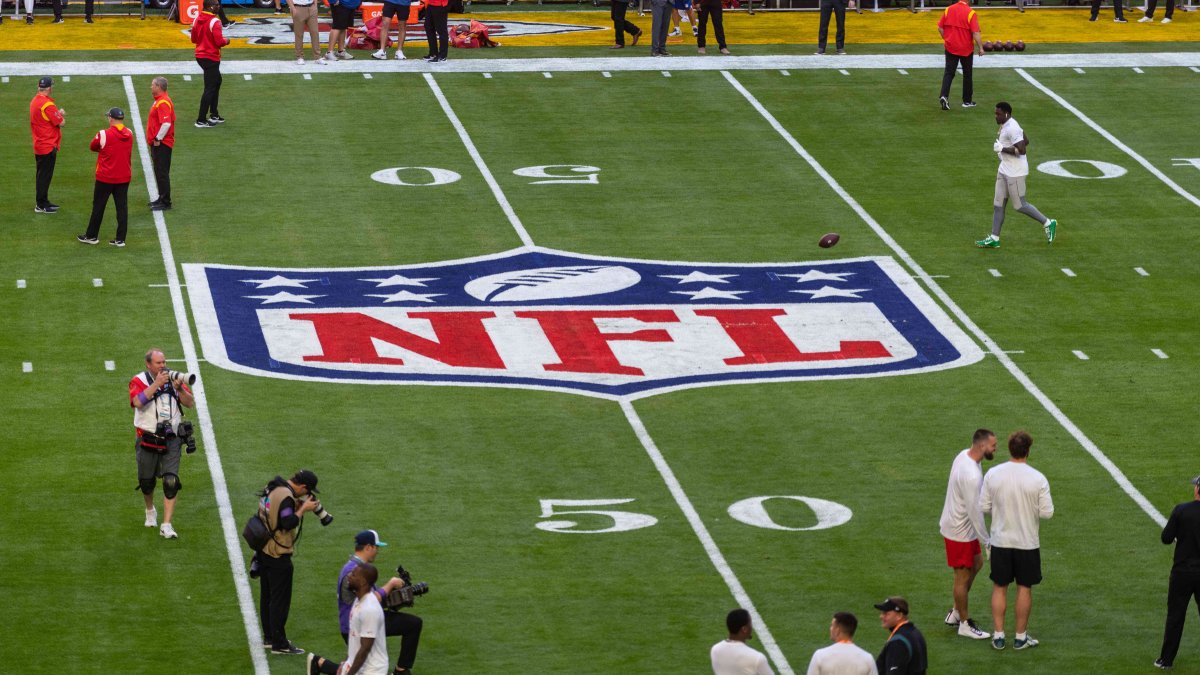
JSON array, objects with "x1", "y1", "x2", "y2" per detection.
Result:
[
  {"x1": 939, "y1": 449, "x2": 989, "y2": 546},
  {"x1": 806, "y1": 641, "x2": 878, "y2": 675},
  {"x1": 996, "y1": 117, "x2": 1029, "y2": 177},
  {"x1": 342, "y1": 592, "x2": 389, "y2": 675},
  {"x1": 711, "y1": 639, "x2": 774, "y2": 675},
  {"x1": 979, "y1": 460, "x2": 1053, "y2": 550}
]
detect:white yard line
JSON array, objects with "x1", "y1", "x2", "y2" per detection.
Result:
[
  {"x1": 1017, "y1": 68, "x2": 1200, "y2": 210},
  {"x1": 722, "y1": 70, "x2": 1168, "y2": 528},
  {"x1": 122, "y1": 75, "x2": 270, "y2": 675}
]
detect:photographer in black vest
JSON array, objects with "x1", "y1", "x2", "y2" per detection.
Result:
[{"x1": 128, "y1": 348, "x2": 195, "y2": 540}]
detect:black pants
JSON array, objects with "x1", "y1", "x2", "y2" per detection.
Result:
[
  {"x1": 258, "y1": 553, "x2": 295, "y2": 649},
  {"x1": 940, "y1": 50, "x2": 974, "y2": 103},
  {"x1": 1145, "y1": 0, "x2": 1174, "y2": 18},
  {"x1": 196, "y1": 57, "x2": 222, "y2": 123},
  {"x1": 151, "y1": 143, "x2": 172, "y2": 205},
  {"x1": 56, "y1": 0, "x2": 95, "y2": 19},
  {"x1": 1159, "y1": 566, "x2": 1200, "y2": 666},
  {"x1": 85, "y1": 181, "x2": 129, "y2": 242},
  {"x1": 697, "y1": 0, "x2": 725, "y2": 49},
  {"x1": 424, "y1": 5, "x2": 449, "y2": 59},
  {"x1": 817, "y1": 0, "x2": 846, "y2": 51},
  {"x1": 339, "y1": 611, "x2": 423, "y2": 670},
  {"x1": 1089, "y1": 0, "x2": 1123, "y2": 18},
  {"x1": 610, "y1": 0, "x2": 640, "y2": 45},
  {"x1": 35, "y1": 149, "x2": 56, "y2": 208}
]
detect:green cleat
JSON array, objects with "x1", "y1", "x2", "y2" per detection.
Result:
[
  {"x1": 1044, "y1": 218, "x2": 1057, "y2": 244},
  {"x1": 975, "y1": 236, "x2": 1000, "y2": 249}
]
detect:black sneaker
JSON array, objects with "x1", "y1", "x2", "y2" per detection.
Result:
[
  {"x1": 109, "y1": 240, "x2": 125, "y2": 248},
  {"x1": 26, "y1": 14, "x2": 34, "y2": 24},
  {"x1": 34, "y1": 205, "x2": 57, "y2": 214},
  {"x1": 151, "y1": 202, "x2": 172, "y2": 211},
  {"x1": 195, "y1": 120, "x2": 215, "y2": 128},
  {"x1": 76, "y1": 235, "x2": 99, "y2": 245},
  {"x1": 962, "y1": 101, "x2": 977, "y2": 108},
  {"x1": 208, "y1": 115, "x2": 226, "y2": 124},
  {"x1": 432, "y1": 56, "x2": 447, "y2": 62},
  {"x1": 47, "y1": 201, "x2": 60, "y2": 209},
  {"x1": 1154, "y1": 659, "x2": 1172, "y2": 671},
  {"x1": 271, "y1": 642, "x2": 305, "y2": 655},
  {"x1": 939, "y1": 96, "x2": 950, "y2": 110},
  {"x1": 85, "y1": 15, "x2": 93, "y2": 22},
  {"x1": 52, "y1": 17, "x2": 64, "y2": 23}
]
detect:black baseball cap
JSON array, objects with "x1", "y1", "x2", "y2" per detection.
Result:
[
  {"x1": 355, "y1": 530, "x2": 388, "y2": 547},
  {"x1": 873, "y1": 597, "x2": 909, "y2": 615},
  {"x1": 106, "y1": 107, "x2": 125, "y2": 120},
  {"x1": 38, "y1": 76, "x2": 53, "y2": 88},
  {"x1": 292, "y1": 469, "x2": 320, "y2": 494}
]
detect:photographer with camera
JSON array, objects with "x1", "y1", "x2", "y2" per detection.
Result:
[
  {"x1": 128, "y1": 348, "x2": 195, "y2": 540},
  {"x1": 253, "y1": 469, "x2": 328, "y2": 656}
]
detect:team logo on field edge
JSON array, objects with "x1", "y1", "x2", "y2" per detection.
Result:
[
  {"x1": 183, "y1": 248, "x2": 982, "y2": 399},
  {"x1": 206, "y1": 17, "x2": 602, "y2": 46}
]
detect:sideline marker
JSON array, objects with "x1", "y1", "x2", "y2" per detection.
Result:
[
  {"x1": 2, "y1": 77, "x2": 9, "y2": 83},
  {"x1": 839, "y1": 69, "x2": 850, "y2": 76},
  {"x1": 662, "y1": 71, "x2": 672, "y2": 77},
  {"x1": 1191, "y1": 67, "x2": 1200, "y2": 73},
  {"x1": 1133, "y1": 67, "x2": 1144, "y2": 74},
  {"x1": 63, "y1": 76, "x2": 71, "y2": 82},
  {"x1": 898, "y1": 69, "x2": 908, "y2": 75},
  {"x1": 243, "y1": 74, "x2": 252, "y2": 81}
]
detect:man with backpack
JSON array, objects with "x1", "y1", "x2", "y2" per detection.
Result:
[{"x1": 252, "y1": 470, "x2": 323, "y2": 655}]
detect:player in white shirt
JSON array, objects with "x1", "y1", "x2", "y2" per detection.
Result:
[
  {"x1": 711, "y1": 608, "x2": 774, "y2": 675},
  {"x1": 307, "y1": 564, "x2": 391, "y2": 675},
  {"x1": 938, "y1": 428, "x2": 995, "y2": 640},
  {"x1": 975, "y1": 101, "x2": 1057, "y2": 249},
  {"x1": 979, "y1": 430, "x2": 1053, "y2": 651},
  {"x1": 806, "y1": 612, "x2": 877, "y2": 675}
]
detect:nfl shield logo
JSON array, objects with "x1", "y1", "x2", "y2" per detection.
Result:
[{"x1": 183, "y1": 248, "x2": 982, "y2": 399}]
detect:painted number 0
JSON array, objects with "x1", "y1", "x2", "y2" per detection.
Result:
[
  {"x1": 536, "y1": 496, "x2": 852, "y2": 534},
  {"x1": 512, "y1": 165, "x2": 601, "y2": 185}
]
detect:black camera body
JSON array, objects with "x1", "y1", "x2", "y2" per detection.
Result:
[
  {"x1": 385, "y1": 564, "x2": 430, "y2": 610},
  {"x1": 157, "y1": 420, "x2": 198, "y2": 454}
]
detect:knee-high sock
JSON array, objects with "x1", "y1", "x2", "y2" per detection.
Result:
[
  {"x1": 1016, "y1": 200, "x2": 1047, "y2": 225},
  {"x1": 992, "y1": 205, "x2": 1006, "y2": 237}
]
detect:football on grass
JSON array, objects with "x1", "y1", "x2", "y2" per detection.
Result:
[{"x1": 819, "y1": 233, "x2": 841, "y2": 248}]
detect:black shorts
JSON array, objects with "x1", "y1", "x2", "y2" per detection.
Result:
[
  {"x1": 331, "y1": 4, "x2": 355, "y2": 29},
  {"x1": 381, "y1": 1, "x2": 410, "y2": 18},
  {"x1": 990, "y1": 546, "x2": 1042, "y2": 587}
]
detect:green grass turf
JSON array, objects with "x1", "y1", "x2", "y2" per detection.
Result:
[{"x1": 0, "y1": 60, "x2": 1198, "y2": 673}]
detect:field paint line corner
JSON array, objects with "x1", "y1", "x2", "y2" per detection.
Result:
[
  {"x1": 620, "y1": 399, "x2": 795, "y2": 675},
  {"x1": 423, "y1": 73, "x2": 536, "y2": 249},
  {"x1": 721, "y1": 70, "x2": 1169, "y2": 529},
  {"x1": 1016, "y1": 68, "x2": 1200, "y2": 210},
  {"x1": 121, "y1": 75, "x2": 271, "y2": 675}
]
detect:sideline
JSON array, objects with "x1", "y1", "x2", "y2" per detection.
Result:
[
  {"x1": 122, "y1": 75, "x2": 271, "y2": 675},
  {"x1": 721, "y1": 69, "x2": 1168, "y2": 528}
]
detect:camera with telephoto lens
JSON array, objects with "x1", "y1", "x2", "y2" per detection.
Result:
[
  {"x1": 178, "y1": 421, "x2": 197, "y2": 454},
  {"x1": 167, "y1": 370, "x2": 197, "y2": 385},
  {"x1": 384, "y1": 564, "x2": 429, "y2": 610},
  {"x1": 309, "y1": 500, "x2": 333, "y2": 526}
]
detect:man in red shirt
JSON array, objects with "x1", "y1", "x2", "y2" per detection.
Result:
[
  {"x1": 191, "y1": 0, "x2": 230, "y2": 128},
  {"x1": 77, "y1": 107, "x2": 134, "y2": 248},
  {"x1": 937, "y1": 0, "x2": 984, "y2": 111},
  {"x1": 146, "y1": 76, "x2": 176, "y2": 211},
  {"x1": 29, "y1": 76, "x2": 66, "y2": 214}
]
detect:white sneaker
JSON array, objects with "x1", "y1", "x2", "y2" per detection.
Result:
[
  {"x1": 1138, "y1": 15, "x2": 1153, "y2": 21},
  {"x1": 371, "y1": 49, "x2": 387, "y2": 60},
  {"x1": 395, "y1": 51, "x2": 406, "y2": 60},
  {"x1": 338, "y1": 50, "x2": 354, "y2": 60},
  {"x1": 958, "y1": 620, "x2": 991, "y2": 640},
  {"x1": 316, "y1": 55, "x2": 329, "y2": 64},
  {"x1": 945, "y1": 607, "x2": 960, "y2": 626},
  {"x1": 326, "y1": 51, "x2": 339, "y2": 62},
  {"x1": 145, "y1": 507, "x2": 158, "y2": 528},
  {"x1": 160, "y1": 522, "x2": 178, "y2": 539},
  {"x1": 1161, "y1": 16, "x2": 1172, "y2": 22},
  {"x1": 669, "y1": 28, "x2": 681, "y2": 36}
]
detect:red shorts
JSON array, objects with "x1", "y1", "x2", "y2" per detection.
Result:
[{"x1": 944, "y1": 537, "x2": 981, "y2": 568}]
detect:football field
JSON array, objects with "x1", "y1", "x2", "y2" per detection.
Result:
[{"x1": 1, "y1": 51, "x2": 1199, "y2": 674}]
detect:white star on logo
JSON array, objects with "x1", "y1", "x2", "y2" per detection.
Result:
[
  {"x1": 244, "y1": 291, "x2": 325, "y2": 304},
  {"x1": 779, "y1": 270, "x2": 857, "y2": 283},
  {"x1": 659, "y1": 271, "x2": 739, "y2": 284},
  {"x1": 670, "y1": 287, "x2": 751, "y2": 300},
  {"x1": 359, "y1": 275, "x2": 439, "y2": 288},
  {"x1": 791, "y1": 286, "x2": 871, "y2": 299},
  {"x1": 240, "y1": 275, "x2": 320, "y2": 289},
  {"x1": 366, "y1": 291, "x2": 445, "y2": 303}
]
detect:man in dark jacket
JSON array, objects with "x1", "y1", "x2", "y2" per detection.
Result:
[
  {"x1": 1156, "y1": 475, "x2": 1200, "y2": 670},
  {"x1": 875, "y1": 597, "x2": 927, "y2": 675}
]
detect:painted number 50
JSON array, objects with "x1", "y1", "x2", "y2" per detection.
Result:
[{"x1": 536, "y1": 496, "x2": 852, "y2": 534}]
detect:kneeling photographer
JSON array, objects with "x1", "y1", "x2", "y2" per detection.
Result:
[
  {"x1": 307, "y1": 530, "x2": 425, "y2": 675},
  {"x1": 128, "y1": 348, "x2": 195, "y2": 540}
]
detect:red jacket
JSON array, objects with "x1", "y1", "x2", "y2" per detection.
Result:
[
  {"x1": 191, "y1": 11, "x2": 229, "y2": 61},
  {"x1": 147, "y1": 93, "x2": 176, "y2": 149},
  {"x1": 30, "y1": 93, "x2": 64, "y2": 155},
  {"x1": 90, "y1": 123, "x2": 134, "y2": 184}
]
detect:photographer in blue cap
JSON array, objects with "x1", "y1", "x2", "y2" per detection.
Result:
[{"x1": 307, "y1": 529, "x2": 423, "y2": 675}]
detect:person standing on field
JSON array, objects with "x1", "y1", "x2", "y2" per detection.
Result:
[
  {"x1": 30, "y1": 76, "x2": 65, "y2": 214},
  {"x1": 711, "y1": 608, "x2": 774, "y2": 675},
  {"x1": 979, "y1": 430, "x2": 1053, "y2": 651},
  {"x1": 1154, "y1": 475, "x2": 1200, "y2": 670},
  {"x1": 939, "y1": 428, "x2": 994, "y2": 640},
  {"x1": 936, "y1": 0, "x2": 983, "y2": 110},
  {"x1": 372, "y1": 0, "x2": 412, "y2": 60},
  {"x1": 77, "y1": 107, "x2": 133, "y2": 248},
  {"x1": 146, "y1": 77, "x2": 176, "y2": 211},
  {"x1": 974, "y1": 102, "x2": 1058, "y2": 249},
  {"x1": 806, "y1": 612, "x2": 876, "y2": 675},
  {"x1": 289, "y1": 0, "x2": 327, "y2": 65},
  {"x1": 191, "y1": 0, "x2": 229, "y2": 128}
]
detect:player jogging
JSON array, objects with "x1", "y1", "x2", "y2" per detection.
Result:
[
  {"x1": 976, "y1": 102, "x2": 1058, "y2": 249},
  {"x1": 939, "y1": 428, "x2": 995, "y2": 640}
]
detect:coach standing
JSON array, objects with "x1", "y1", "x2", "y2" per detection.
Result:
[
  {"x1": 146, "y1": 77, "x2": 175, "y2": 211},
  {"x1": 192, "y1": 0, "x2": 229, "y2": 128},
  {"x1": 423, "y1": 0, "x2": 450, "y2": 62},
  {"x1": 1155, "y1": 475, "x2": 1200, "y2": 671},
  {"x1": 77, "y1": 107, "x2": 133, "y2": 248},
  {"x1": 936, "y1": 0, "x2": 983, "y2": 111},
  {"x1": 979, "y1": 430, "x2": 1053, "y2": 651},
  {"x1": 30, "y1": 76, "x2": 66, "y2": 214}
]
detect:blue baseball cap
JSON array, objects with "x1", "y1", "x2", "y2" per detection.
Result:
[{"x1": 355, "y1": 530, "x2": 388, "y2": 547}]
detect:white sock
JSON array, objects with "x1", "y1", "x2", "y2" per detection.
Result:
[
  {"x1": 1016, "y1": 632, "x2": 1027, "y2": 641},
  {"x1": 994, "y1": 631, "x2": 1005, "y2": 639}
]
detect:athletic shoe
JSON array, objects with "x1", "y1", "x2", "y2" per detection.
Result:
[
  {"x1": 631, "y1": 30, "x2": 641, "y2": 46},
  {"x1": 940, "y1": 96, "x2": 950, "y2": 110},
  {"x1": 85, "y1": 15, "x2": 93, "y2": 22},
  {"x1": 992, "y1": 635, "x2": 1005, "y2": 650},
  {"x1": 1161, "y1": 16, "x2": 1172, "y2": 22},
  {"x1": 262, "y1": 640, "x2": 272, "y2": 649},
  {"x1": 307, "y1": 653, "x2": 320, "y2": 675},
  {"x1": 160, "y1": 522, "x2": 178, "y2": 539},
  {"x1": 1154, "y1": 658, "x2": 1173, "y2": 670},
  {"x1": 337, "y1": 50, "x2": 354, "y2": 60},
  {"x1": 296, "y1": 57, "x2": 306, "y2": 65},
  {"x1": 720, "y1": 47, "x2": 731, "y2": 54},
  {"x1": 669, "y1": 28, "x2": 681, "y2": 36},
  {"x1": 396, "y1": 51, "x2": 406, "y2": 60},
  {"x1": 1089, "y1": 15, "x2": 1097, "y2": 20},
  {"x1": 195, "y1": 120, "x2": 216, "y2": 128},
  {"x1": 316, "y1": 55, "x2": 330, "y2": 64},
  {"x1": 145, "y1": 507, "x2": 158, "y2": 527},
  {"x1": 150, "y1": 202, "x2": 171, "y2": 211},
  {"x1": 944, "y1": 607, "x2": 961, "y2": 626},
  {"x1": 1044, "y1": 218, "x2": 1057, "y2": 243},
  {"x1": 433, "y1": 56, "x2": 447, "y2": 62},
  {"x1": 47, "y1": 201, "x2": 60, "y2": 209},
  {"x1": 836, "y1": 48, "x2": 846, "y2": 54},
  {"x1": 692, "y1": 26, "x2": 698, "y2": 36},
  {"x1": 658, "y1": 51, "x2": 670, "y2": 56},
  {"x1": 52, "y1": 17, "x2": 64, "y2": 23},
  {"x1": 975, "y1": 235, "x2": 1000, "y2": 248},
  {"x1": 1138, "y1": 15, "x2": 1153, "y2": 21},
  {"x1": 963, "y1": 101, "x2": 977, "y2": 108},
  {"x1": 814, "y1": 50, "x2": 825, "y2": 55},
  {"x1": 26, "y1": 14, "x2": 34, "y2": 24},
  {"x1": 34, "y1": 205, "x2": 57, "y2": 214},
  {"x1": 271, "y1": 642, "x2": 305, "y2": 655},
  {"x1": 1115, "y1": 17, "x2": 1128, "y2": 21},
  {"x1": 327, "y1": 51, "x2": 341, "y2": 62},
  {"x1": 697, "y1": 47, "x2": 706, "y2": 54},
  {"x1": 76, "y1": 235, "x2": 99, "y2": 245},
  {"x1": 1013, "y1": 635, "x2": 1039, "y2": 650},
  {"x1": 208, "y1": 115, "x2": 225, "y2": 124},
  {"x1": 958, "y1": 619, "x2": 990, "y2": 640},
  {"x1": 372, "y1": 49, "x2": 388, "y2": 60},
  {"x1": 423, "y1": 55, "x2": 436, "y2": 61},
  {"x1": 109, "y1": 240, "x2": 125, "y2": 248}
]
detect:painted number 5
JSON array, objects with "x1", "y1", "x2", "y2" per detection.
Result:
[
  {"x1": 535, "y1": 498, "x2": 658, "y2": 534},
  {"x1": 513, "y1": 165, "x2": 601, "y2": 185}
]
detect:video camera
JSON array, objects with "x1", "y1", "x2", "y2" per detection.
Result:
[{"x1": 384, "y1": 564, "x2": 430, "y2": 610}]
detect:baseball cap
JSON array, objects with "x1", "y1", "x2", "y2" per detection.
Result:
[
  {"x1": 106, "y1": 107, "x2": 125, "y2": 120},
  {"x1": 355, "y1": 530, "x2": 388, "y2": 547},
  {"x1": 1191, "y1": 475, "x2": 1200, "y2": 487},
  {"x1": 38, "y1": 76, "x2": 53, "y2": 88},
  {"x1": 291, "y1": 469, "x2": 320, "y2": 494},
  {"x1": 873, "y1": 597, "x2": 909, "y2": 615}
]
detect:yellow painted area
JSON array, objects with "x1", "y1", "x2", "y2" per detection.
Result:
[{"x1": 4, "y1": 8, "x2": 1197, "y2": 50}]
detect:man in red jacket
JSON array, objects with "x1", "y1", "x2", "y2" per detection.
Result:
[
  {"x1": 191, "y1": 0, "x2": 230, "y2": 128},
  {"x1": 30, "y1": 76, "x2": 66, "y2": 214},
  {"x1": 146, "y1": 76, "x2": 176, "y2": 211},
  {"x1": 936, "y1": 0, "x2": 984, "y2": 111},
  {"x1": 77, "y1": 108, "x2": 134, "y2": 248}
]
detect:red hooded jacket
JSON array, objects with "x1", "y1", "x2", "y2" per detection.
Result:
[
  {"x1": 90, "y1": 123, "x2": 134, "y2": 184},
  {"x1": 191, "y1": 11, "x2": 229, "y2": 61}
]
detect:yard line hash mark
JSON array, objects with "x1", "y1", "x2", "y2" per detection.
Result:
[
  {"x1": 1133, "y1": 67, "x2": 1144, "y2": 73},
  {"x1": 93, "y1": 278, "x2": 103, "y2": 287},
  {"x1": 1073, "y1": 350, "x2": 1090, "y2": 360},
  {"x1": 601, "y1": 71, "x2": 611, "y2": 77},
  {"x1": 483, "y1": 72, "x2": 493, "y2": 78},
  {"x1": 725, "y1": 69, "x2": 1168, "y2": 529},
  {"x1": 839, "y1": 69, "x2": 850, "y2": 76},
  {"x1": 104, "y1": 360, "x2": 115, "y2": 371},
  {"x1": 303, "y1": 73, "x2": 312, "y2": 80},
  {"x1": 243, "y1": 74, "x2": 253, "y2": 80},
  {"x1": 1192, "y1": 66, "x2": 1200, "y2": 73},
  {"x1": 989, "y1": 269, "x2": 1002, "y2": 277},
  {"x1": 22, "y1": 362, "x2": 32, "y2": 373},
  {"x1": 1074, "y1": 68, "x2": 1085, "y2": 74},
  {"x1": 662, "y1": 71, "x2": 672, "y2": 77},
  {"x1": 363, "y1": 73, "x2": 373, "y2": 79},
  {"x1": 16, "y1": 279, "x2": 26, "y2": 288},
  {"x1": 897, "y1": 69, "x2": 908, "y2": 74},
  {"x1": 1151, "y1": 348, "x2": 1169, "y2": 359},
  {"x1": 1062, "y1": 268, "x2": 1076, "y2": 277},
  {"x1": 780, "y1": 70, "x2": 790, "y2": 76},
  {"x1": 122, "y1": 75, "x2": 270, "y2": 675},
  {"x1": 1135, "y1": 267, "x2": 1149, "y2": 276}
]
